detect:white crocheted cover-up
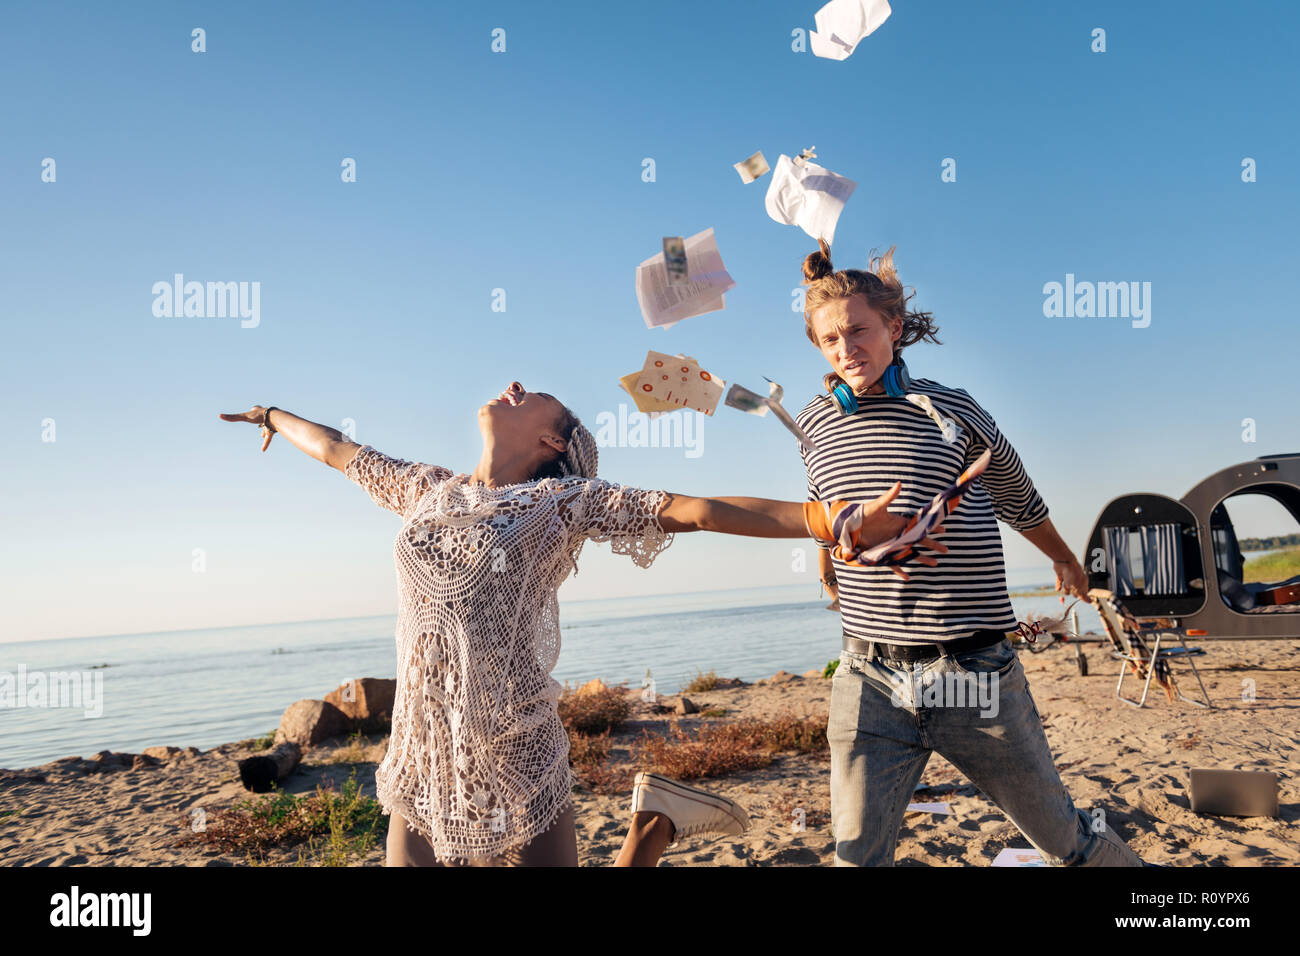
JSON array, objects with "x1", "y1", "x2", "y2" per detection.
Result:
[{"x1": 343, "y1": 445, "x2": 674, "y2": 861}]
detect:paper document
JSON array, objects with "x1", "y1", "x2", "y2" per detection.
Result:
[
  {"x1": 991, "y1": 848, "x2": 1048, "y2": 867},
  {"x1": 734, "y1": 150, "x2": 771, "y2": 183},
  {"x1": 628, "y1": 351, "x2": 725, "y2": 415},
  {"x1": 765, "y1": 154, "x2": 857, "y2": 245},
  {"x1": 905, "y1": 802, "x2": 951, "y2": 814},
  {"x1": 725, "y1": 378, "x2": 821, "y2": 454},
  {"x1": 636, "y1": 228, "x2": 736, "y2": 329},
  {"x1": 810, "y1": 0, "x2": 891, "y2": 61}
]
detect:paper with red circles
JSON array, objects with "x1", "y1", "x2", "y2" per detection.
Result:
[{"x1": 631, "y1": 351, "x2": 725, "y2": 415}]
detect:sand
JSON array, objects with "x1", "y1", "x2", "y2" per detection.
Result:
[{"x1": 1, "y1": 637, "x2": 1296, "y2": 867}]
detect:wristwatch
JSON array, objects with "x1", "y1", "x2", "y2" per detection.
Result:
[{"x1": 261, "y1": 406, "x2": 279, "y2": 433}]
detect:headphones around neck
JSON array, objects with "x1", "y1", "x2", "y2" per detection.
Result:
[{"x1": 827, "y1": 355, "x2": 911, "y2": 415}]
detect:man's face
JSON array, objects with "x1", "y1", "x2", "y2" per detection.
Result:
[{"x1": 809, "y1": 295, "x2": 902, "y2": 395}]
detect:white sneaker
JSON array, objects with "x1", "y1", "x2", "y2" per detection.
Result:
[{"x1": 630, "y1": 772, "x2": 751, "y2": 845}]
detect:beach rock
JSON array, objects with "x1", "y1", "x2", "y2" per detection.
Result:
[
  {"x1": 325, "y1": 677, "x2": 396, "y2": 732},
  {"x1": 803, "y1": 669, "x2": 823, "y2": 679},
  {"x1": 89, "y1": 751, "x2": 135, "y2": 771},
  {"x1": 768, "y1": 670, "x2": 798, "y2": 685},
  {"x1": 676, "y1": 696, "x2": 699, "y2": 715},
  {"x1": 132, "y1": 754, "x2": 160, "y2": 770},
  {"x1": 274, "y1": 699, "x2": 351, "y2": 748},
  {"x1": 143, "y1": 746, "x2": 183, "y2": 761},
  {"x1": 0, "y1": 768, "x2": 46, "y2": 784},
  {"x1": 46, "y1": 756, "x2": 94, "y2": 776}
]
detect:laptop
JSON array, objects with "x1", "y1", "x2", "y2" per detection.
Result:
[{"x1": 1189, "y1": 769, "x2": 1279, "y2": 817}]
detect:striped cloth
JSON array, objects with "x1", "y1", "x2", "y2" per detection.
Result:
[
  {"x1": 1104, "y1": 526, "x2": 1136, "y2": 596},
  {"x1": 1139, "y1": 522, "x2": 1186, "y2": 595},
  {"x1": 796, "y1": 378, "x2": 1049, "y2": 645}
]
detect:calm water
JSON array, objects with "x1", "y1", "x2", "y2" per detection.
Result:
[{"x1": 0, "y1": 571, "x2": 1094, "y2": 769}]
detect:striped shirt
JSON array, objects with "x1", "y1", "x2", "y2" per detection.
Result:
[{"x1": 796, "y1": 378, "x2": 1049, "y2": 644}]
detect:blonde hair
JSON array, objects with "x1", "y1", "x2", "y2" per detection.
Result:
[{"x1": 801, "y1": 239, "x2": 941, "y2": 392}]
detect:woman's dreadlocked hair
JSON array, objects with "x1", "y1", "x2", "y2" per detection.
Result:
[
  {"x1": 801, "y1": 238, "x2": 942, "y2": 392},
  {"x1": 531, "y1": 404, "x2": 599, "y2": 481}
]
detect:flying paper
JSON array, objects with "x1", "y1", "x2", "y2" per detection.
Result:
[
  {"x1": 619, "y1": 371, "x2": 676, "y2": 418},
  {"x1": 734, "y1": 150, "x2": 771, "y2": 184},
  {"x1": 629, "y1": 351, "x2": 725, "y2": 415},
  {"x1": 810, "y1": 0, "x2": 892, "y2": 61},
  {"x1": 764, "y1": 153, "x2": 857, "y2": 245},
  {"x1": 725, "y1": 378, "x2": 821, "y2": 454},
  {"x1": 662, "y1": 237, "x2": 688, "y2": 284},
  {"x1": 839, "y1": 449, "x2": 992, "y2": 568},
  {"x1": 636, "y1": 228, "x2": 736, "y2": 329}
]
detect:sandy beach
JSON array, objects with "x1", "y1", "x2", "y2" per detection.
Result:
[{"x1": 1, "y1": 637, "x2": 1296, "y2": 867}]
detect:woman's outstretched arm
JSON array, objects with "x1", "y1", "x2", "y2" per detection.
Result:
[
  {"x1": 658, "y1": 493, "x2": 818, "y2": 537},
  {"x1": 219, "y1": 406, "x2": 361, "y2": 472},
  {"x1": 656, "y1": 486, "x2": 947, "y2": 580}
]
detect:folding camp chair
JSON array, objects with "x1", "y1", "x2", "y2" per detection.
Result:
[{"x1": 1089, "y1": 588, "x2": 1212, "y2": 709}]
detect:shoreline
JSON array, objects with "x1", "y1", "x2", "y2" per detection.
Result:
[{"x1": 1, "y1": 637, "x2": 1296, "y2": 866}]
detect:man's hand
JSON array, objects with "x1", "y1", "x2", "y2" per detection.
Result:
[
  {"x1": 1054, "y1": 558, "x2": 1093, "y2": 604},
  {"x1": 805, "y1": 485, "x2": 948, "y2": 581}
]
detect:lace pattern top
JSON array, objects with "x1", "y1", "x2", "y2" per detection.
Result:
[{"x1": 343, "y1": 445, "x2": 674, "y2": 860}]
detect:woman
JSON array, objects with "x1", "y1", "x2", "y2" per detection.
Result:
[
  {"x1": 792, "y1": 241, "x2": 1144, "y2": 866},
  {"x1": 220, "y1": 381, "x2": 946, "y2": 867}
]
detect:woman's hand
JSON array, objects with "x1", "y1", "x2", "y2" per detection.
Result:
[{"x1": 219, "y1": 406, "x2": 275, "y2": 452}]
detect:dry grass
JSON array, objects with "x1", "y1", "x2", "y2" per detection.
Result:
[
  {"x1": 634, "y1": 713, "x2": 828, "y2": 781},
  {"x1": 558, "y1": 683, "x2": 632, "y2": 736},
  {"x1": 320, "y1": 730, "x2": 388, "y2": 765},
  {"x1": 684, "y1": 669, "x2": 720, "y2": 693},
  {"x1": 175, "y1": 769, "x2": 383, "y2": 865}
]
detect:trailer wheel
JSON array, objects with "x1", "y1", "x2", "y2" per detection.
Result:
[{"x1": 1076, "y1": 653, "x2": 1089, "y2": 677}]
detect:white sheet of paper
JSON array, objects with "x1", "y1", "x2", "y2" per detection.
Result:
[
  {"x1": 734, "y1": 150, "x2": 771, "y2": 183},
  {"x1": 991, "y1": 847, "x2": 1048, "y2": 867},
  {"x1": 636, "y1": 228, "x2": 736, "y2": 329},
  {"x1": 905, "y1": 802, "x2": 951, "y2": 814},
  {"x1": 810, "y1": 0, "x2": 891, "y2": 61},
  {"x1": 764, "y1": 154, "x2": 857, "y2": 245}
]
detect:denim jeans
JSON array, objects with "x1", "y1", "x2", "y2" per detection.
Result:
[{"x1": 828, "y1": 637, "x2": 1143, "y2": 866}]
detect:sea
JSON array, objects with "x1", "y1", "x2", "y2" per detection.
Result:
[{"x1": 0, "y1": 568, "x2": 1100, "y2": 770}]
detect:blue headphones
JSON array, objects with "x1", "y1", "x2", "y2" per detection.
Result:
[{"x1": 827, "y1": 356, "x2": 911, "y2": 415}]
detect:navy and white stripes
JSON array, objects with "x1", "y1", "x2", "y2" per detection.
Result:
[
  {"x1": 796, "y1": 378, "x2": 1049, "y2": 645},
  {"x1": 1139, "y1": 523, "x2": 1187, "y2": 595}
]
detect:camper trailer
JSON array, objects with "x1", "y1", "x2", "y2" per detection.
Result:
[
  {"x1": 1083, "y1": 453, "x2": 1300, "y2": 639},
  {"x1": 1072, "y1": 453, "x2": 1300, "y2": 707}
]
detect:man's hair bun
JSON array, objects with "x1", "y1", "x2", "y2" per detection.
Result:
[{"x1": 801, "y1": 237, "x2": 835, "y2": 284}]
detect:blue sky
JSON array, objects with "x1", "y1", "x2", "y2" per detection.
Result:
[{"x1": 4, "y1": 0, "x2": 1298, "y2": 642}]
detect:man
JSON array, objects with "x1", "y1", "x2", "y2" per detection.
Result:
[{"x1": 795, "y1": 241, "x2": 1144, "y2": 866}]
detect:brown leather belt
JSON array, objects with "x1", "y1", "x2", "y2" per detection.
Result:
[{"x1": 842, "y1": 628, "x2": 1010, "y2": 663}]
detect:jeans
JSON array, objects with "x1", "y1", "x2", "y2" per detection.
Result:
[{"x1": 828, "y1": 637, "x2": 1143, "y2": 867}]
